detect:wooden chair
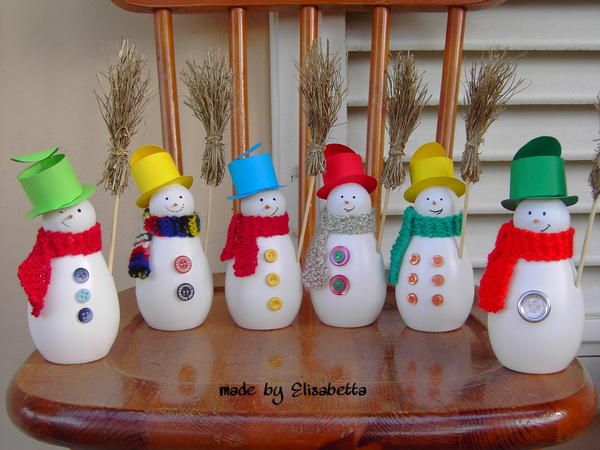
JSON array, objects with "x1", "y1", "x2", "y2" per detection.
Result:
[{"x1": 7, "y1": 1, "x2": 597, "y2": 449}]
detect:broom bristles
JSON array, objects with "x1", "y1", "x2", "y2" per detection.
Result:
[
  {"x1": 590, "y1": 94, "x2": 600, "y2": 200},
  {"x1": 297, "y1": 40, "x2": 346, "y2": 176},
  {"x1": 462, "y1": 49, "x2": 527, "y2": 184},
  {"x1": 96, "y1": 39, "x2": 151, "y2": 195},
  {"x1": 181, "y1": 50, "x2": 233, "y2": 186}
]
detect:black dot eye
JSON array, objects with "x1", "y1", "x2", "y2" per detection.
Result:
[
  {"x1": 426, "y1": 197, "x2": 430, "y2": 201},
  {"x1": 273, "y1": 197, "x2": 276, "y2": 201},
  {"x1": 179, "y1": 195, "x2": 183, "y2": 199},
  {"x1": 440, "y1": 198, "x2": 443, "y2": 201},
  {"x1": 165, "y1": 197, "x2": 169, "y2": 201},
  {"x1": 260, "y1": 198, "x2": 263, "y2": 202},
  {"x1": 352, "y1": 195, "x2": 356, "y2": 199},
  {"x1": 543, "y1": 211, "x2": 547, "y2": 216},
  {"x1": 59, "y1": 211, "x2": 64, "y2": 214},
  {"x1": 341, "y1": 195, "x2": 344, "y2": 199},
  {"x1": 77, "y1": 208, "x2": 82, "y2": 213},
  {"x1": 528, "y1": 211, "x2": 532, "y2": 215}
]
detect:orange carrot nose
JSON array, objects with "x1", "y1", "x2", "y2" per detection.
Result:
[
  {"x1": 533, "y1": 218, "x2": 540, "y2": 224},
  {"x1": 344, "y1": 200, "x2": 350, "y2": 205},
  {"x1": 264, "y1": 204, "x2": 271, "y2": 210},
  {"x1": 432, "y1": 200, "x2": 437, "y2": 205},
  {"x1": 172, "y1": 203, "x2": 178, "y2": 208},
  {"x1": 67, "y1": 214, "x2": 74, "y2": 219}
]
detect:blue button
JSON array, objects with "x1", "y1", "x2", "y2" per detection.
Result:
[
  {"x1": 73, "y1": 268, "x2": 89, "y2": 284},
  {"x1": 75, "y1": 288, "x2": 91, "y2": 303},
  {"x1": 177, "y1": 283, "x2": 195, "y2": 301},
  {"x1": 78, "y1": 307, "x2": 93, "y2": 323}
]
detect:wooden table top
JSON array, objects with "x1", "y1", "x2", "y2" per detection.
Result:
[{"x1": 7, "y1": 282, "x2": 597, "y2": 450}]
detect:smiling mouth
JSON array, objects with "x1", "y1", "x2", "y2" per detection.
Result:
[
  {"x1": 429, "y1": 208, "x2": 443, "y2": 215},
  {"x1": 343, "y1": 206, "x2": 355, "y2": 212},
  {"x1": 540, "y1": 224, "x2": 551, "y2": 232},
  {"x1": 61, "y1": 221, "x2": 71, "y2": 228},
  {"x1": 270, "y1": 207, "x2": 279, "y2": 216},
  {"x1": 166, "y1": 204, "x2": 184, "y2": 213}
]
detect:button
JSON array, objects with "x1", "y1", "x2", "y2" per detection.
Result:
[
  {"x1": 408, "y1": 273, "x2": 418, "y2": 285},
  {"x1": 517, "y1": 290, "x2": 551, "y2": 323},
  {"x1": 78, "y1": 307, "x2": 93, "y2": 323},
  {"x1": 268, "y1": 297, "x2": 282, "y2": 311},
  {"x1": 432, "y1": 255, "x2": 444, "y2": 267},
  {"x1": 73, "y1": 267, "x2": 89, "y2": 284},
  {"x1": 176, "y1": 283, "x2": 195, "y2": 301},
  {"x1": 329, "y1": 275, "x2": 349, "y2": 295},
  {"x1": 266, "y1": 273, "x2": 280, "y2": 286},
  {"x1": 409, "y1": 253, "x2": 421, "y2": 265},
  {"x1": 432, "y1": 294, "x2": 444, "y2": 306},
  {"x1": 329, "y1": 246, "x2": 350, "y2": 266},
  {"x1": 264, "y1": 249, "x2": 278, "y2": 263},
  {"x1": 174, "y1": 255, "x2": 192, "y2": 273},
  {"x1": 407, "y1": 293, "x2": 418, "y2": 304},
  {"x1": 432, "y1": 275, "x2": 445, "y2": 287},
  {"x1": 75, "y1": 288, "x2": 91, "y2": 303}
]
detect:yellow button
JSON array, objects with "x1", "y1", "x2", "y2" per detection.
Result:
[
  {"x1": 266, "y1": 273, "x2": 280, "y2": 286},
  {"x1": 268, "y1": 297, "x2": 282, "y2": 311},
  {"x1": 264, "y1": 249, "x2": 278, "y2": 263}
]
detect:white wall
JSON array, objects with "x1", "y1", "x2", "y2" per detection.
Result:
[{"x1": 0, "y1": 1, "x2": 271, "y2": 449}]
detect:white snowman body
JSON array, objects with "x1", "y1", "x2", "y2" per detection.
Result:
[
  {"x1": 310, "y1": 183, "x2": 386, "y2": 328},
  {"x1": 135, "y1": 184, "x2": 213, "y2": 331},
  {"x1": 225, "y1": 189, "x2": 302, "y2": 330},
  {"x1": 487, "y1": 199, "x2": 584, "y2": 374},
  {"x1": 395, "y1": 186, "x2": 474, "y2": 332},
  {"x1": 29, "y1": 200, "x2": 120, "y2": 364}
]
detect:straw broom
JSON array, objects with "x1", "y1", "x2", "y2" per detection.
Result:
[
  {"x1": 459, "y1": 49, "x2": 526, "y2": 259},
  {"x1": 181, "y1": 51, "x2": 233, "y2": 254},
  {"x1": 296, "y1": 41, "x2": 346, "y2": 262},
  {"x1": 575, "y1": 94, "x2": 600, "y2": 287},
  {"x1": 96, "y1": 39, "x2": 151, "y2": 274},
  {"x1": 376, "y1": 52, "x2": 429, "y2": 251}
]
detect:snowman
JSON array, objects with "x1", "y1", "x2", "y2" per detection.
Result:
[
  {"x1": 128, "y1": 145, "x2": 213, "y2": 331},
  {"x1": 303, "y1": 144, "x2": 386, "y2": 328},
  {"x1": 13, "y1": 148, "x2": 119, "y2": 364},
  {"x1": 220, "y1": 143, "x2": 302, "y2": 330},
  {"x1": 389, "y1": 142, "x2": 474, "y2": 333},
  {"x1": 479, "y1": 136, "x2": 584, "y2": 374}
]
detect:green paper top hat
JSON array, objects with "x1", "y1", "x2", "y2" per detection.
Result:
[
  {"x1": 12, "y1": 147, "x2": 94, "y2": 219},
  {"x1": 501, "y1": 136, "x2": 578, "y2": 211}
]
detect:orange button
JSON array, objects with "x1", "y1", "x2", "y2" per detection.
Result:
[
  {"x1": 407, "y1": 293, "x2": 418, "y2": 304},
  {"x1": 266, "y1": 273, "x2": 280, "y2": 286},
  {"x1": 408, "y1": 273, "x2": 418, "y2": 285},
  {"x1": 432, "y1": 294, "x2": 444, "y2": 306},
  {"x1": 432, "y1": 274, "x2": 445, "y2": 287},
  {"x1": 432, "y1": 255, "x2": 444, "y2": 267},
  {"x1": 268, "y1": 297, "x2": 282, "y2": 311},
  {"x1": 409, "y1": 253, "x2": 421, "y2": 265},
  {"x1": 264, "y1": 249, "x2": 278, "y2": 263}
]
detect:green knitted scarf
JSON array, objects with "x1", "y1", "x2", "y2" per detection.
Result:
[{"x1": 388, "y1": 206, "x2": 462, "y2": 285}]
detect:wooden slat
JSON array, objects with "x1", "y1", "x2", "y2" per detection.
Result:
[
  {"x1": 436, "y1": 6, "x2": 466, "y2": 157},
  {"x1": 365, "y1": 6, "x2": 390, "y2": 227},
  {"x1": 229, "y1": 7, "x2": 250, "y2": 213},
  {"x1": 153, "y1": 9, "x2": 183, "y2": 170},
  {"x1": 298, "y1": 6, "x2": 319, "y2": 256}
]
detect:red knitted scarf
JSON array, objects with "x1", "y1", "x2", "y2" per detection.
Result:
[
  {"x1": 478, "y1": 221, "x2": 574, "y2": 313},
  {"x1": 18, "y1": 223, "x2": 102, "y2": 317},
  {"x1": 220, "y1": 213, "x2": 289, "y2": 277}
]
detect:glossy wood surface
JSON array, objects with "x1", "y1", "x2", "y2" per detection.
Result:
[
  {"x1": 228, "y1": 7, "x2": 249, "y2": 213},
  {"x1": 365, "y1": 6, "x2": 390, "y2": 226},
  {"x1": 113, "y1": 0, "x2": 505, "y2": 13},
  {"x1": 435, "y1": 6, "x2": 466, "y2": 157},
  {"x1": 153, "y1": 9, "x2": 183, "y2": 169},
  {"x1": 298, "y1": 6, "x2": 319, "y2": 254},
  {"x1": 7, "y1": 287, "x2": 596, "y2": 450}
]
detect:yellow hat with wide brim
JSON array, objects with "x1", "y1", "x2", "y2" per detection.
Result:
[
  {"x1": 130, "y1": 145, "x2": 193, "y2": 208},
  {"x1": 403, "y1": 142, "x2": 465, "y2": 203}
]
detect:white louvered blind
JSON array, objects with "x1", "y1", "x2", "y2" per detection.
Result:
[{"x1": 269, "y1": 0, "x2": 600, "y2": 349}]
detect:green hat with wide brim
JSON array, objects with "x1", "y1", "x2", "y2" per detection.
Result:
[
  {"x1": 12, "y1": 148, "x2": 95, "y2": 219},
  {"x1": 501, "y1": 136, "x2": 578, "y2": 211}
]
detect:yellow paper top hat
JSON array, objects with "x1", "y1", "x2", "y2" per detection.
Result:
[
  {"x1": 130, "y1": 145, "x2": 193, "y2": 208},
  {"x1": 403, "y1": 142, "x2": 465, "y2": 203}
]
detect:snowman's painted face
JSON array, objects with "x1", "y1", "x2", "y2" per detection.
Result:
[
  {"x1": 149, "y1": 184, "x2": 195, "y2": 217},
  {"x1": 241, "y1": 189, "x2": 287, "y2": 217},
  {"x1": 513, "y1": 199, "x2": 570, "y2": 233},
  {"x1": 327, "y1": 183, "x2": 372, "y2": 216},
  {"x1": 414, "y1": 186, "x2": 457, "y2": 217},
  {"x1": 42, "y1": 200, "x2": 96, "y2": 233}
]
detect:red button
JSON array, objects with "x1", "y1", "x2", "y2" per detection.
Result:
[{"x1": 174, "y1": 256, "x2": 192, "y2": 273}]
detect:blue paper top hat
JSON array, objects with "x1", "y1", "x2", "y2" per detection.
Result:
[{"x1": 227, "y1": 143, "x2": 285, "y2": 200}]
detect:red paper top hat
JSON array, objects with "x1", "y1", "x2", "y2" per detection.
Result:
[{"x1": 317, "y1": 143, "x2": 378, "y2": 199}]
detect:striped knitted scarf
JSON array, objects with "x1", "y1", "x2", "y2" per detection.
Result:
[
  {"x1": 128, "y1": 210, "x2": 200, "y2": 279},
  {"x1": 302, "y1": 209, "x2": 375, "y2": 289},
  {"x1": 478, "y1": 221, "x2": 574, "y2": 313},
  {"x1": 388, "y1": 206, "x2": 462, "y2": 285}
]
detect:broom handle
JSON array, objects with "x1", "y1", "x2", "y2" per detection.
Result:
[
  {"x1": 204, "y1": 186, "x2": 213, "y2": 254},
  {"x1": 376, "y1": 188, "x2": 390, "y2": 252},
  {"x1": 576, "y1": 196, "x2": 599, "y2": 288},
  {"x1": 458, "y1": 182, "x2": 470, "y2": 259},
  {"x1": 107, "y1": 193, "x2": 120, "y2": 275},
  {"x1": 297, "y1": 176, "x2": 316, "y2": 262}
]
